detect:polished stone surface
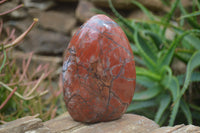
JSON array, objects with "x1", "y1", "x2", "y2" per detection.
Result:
[{"x1": 63, "y1": 14, "x2": 136, "y2": 123}]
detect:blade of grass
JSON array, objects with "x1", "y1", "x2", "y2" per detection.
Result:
[
  {"x1": 25, "y1": 73, "x2": 45, "y2": 97},
  {"x1": 197, "y1": 0, "x2": 200, "y2": 10},
  {"x1": 19, "y1": 52, "x2": 33, "y2": 82},
  {"x1": 131, "y1": 0, "x2": 155, "y2": 21},
  {"x1": 0, "y1": 49, "x2": 6, "y2": 73},
  {"x1": 131, "y1": 1, "x2": 161, "y2": 33},
  {"x1": 0, "y1": 18, "x2": 38, "y2": 50},
  {"x1": 161, "y1": 0, "x2": 180, "y2": 36},
  {"x1": 160, "y1": 0, "x2": 170, "y2": 6},
  {"x1": 108, "y1": 0, "x2": 135, "y2": 33},
  {"x1": 0, "y1": 19, "x2": 3, "y2": 37},
  {"x1": 91, "y1": 8, "x2": 109, "y2": 16},
  {"x1": 179, "y1": 11, "x2": 200, "y2": 20},
  {"x1": 179, "y1": 2, "x2": 200, "y2": 29},
  {"x1": 0, "y1": 81, "x2": 34, "y2": 100},
  {"x1": 0, "y1": 0, "x2": 7, "y2": 4},
  {"x1": 0, "y1": 87, "x2": 17, "y2": 110},
  {"x1": 192, "y1": 0, "x2": 196, "y2": 15},
  {"x1": 0, "y1": 81, "x2": 48, "y2": 100},
  {"x1": 159, "y1": 29, "x2": 200, "y2": 67},
  {"x1": 0, "y1": 4, "x2": 24, "y2": 16}
]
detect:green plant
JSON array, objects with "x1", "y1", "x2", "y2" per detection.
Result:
[
  {"x1": 108, "y1": 0, "x2": 200, "y2": 126},
  {"x1": 0, "y1": 1, "x2": 65, "y2": 124}
]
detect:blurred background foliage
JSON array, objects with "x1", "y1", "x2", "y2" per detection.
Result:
[
  {"x1": 0, "y1": 1, "x2": 66, "y2": 124},
  {"x1": 104, "y1": 0, "x2": 200, "y2": 126},
  {"x1": 0, "y1": 0, "x2": 200, "y2": 127}
]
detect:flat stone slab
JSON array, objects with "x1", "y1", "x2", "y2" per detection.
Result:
[
  {"x1": 151, "y1": 124, "x2": 200, "y2": 133},
  {"x1": 0, "y1": 116, "x2": 43, "y2": 133},
  {"x1": 44, "y1": 112, "x2": 159, "y2": 133},
  {"x1": 0, "y1": 112, "x2": 200, "y2": 133}
]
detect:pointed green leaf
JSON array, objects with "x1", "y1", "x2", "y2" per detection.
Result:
[
  {"x1": 174, "y1": 29, "x2": 200, "y2": 50},
  {"x1": 169, "y1": 99, "x2": 180, "y2": 126},
  {"x1": 131, "y1": 0, "x2": 161, "y2": 33},
  {"x1": 109, "y1": 0, "x2": 135, "y2": 33},
  {"x1": 160, "y1": 0, "x2": 170, "y2": 6},
  {"x1": 155, "y1": 94, "x2": 171, "y2": 124},
  {"x1": 159, "y1": 30, "x2": 200, "y2": 67},
  {"x1": 191, "y1": 111, "x2": 200, "y2": 122},
  {"x1": 136, "y1": 75, "x2": 157, "y2": 88},
  {"x1": 137, "y1": 32, "x2": 158, "y2": 62},
  {"x1": 127, "y1": 100, "x2": 157, "y2": 112},
  {"x1": 161, "y1": 76, "x2": 180, "y2": 126},
  {"x1": 134, "y1": 56, "x2": 145, "y2": 66},
  {"x1": 197, "y1": 0, "x2": 200, "y2": 10},
  {"x1": 180, "y1": 99, "x2": 192, "y2": 124},
  {"x1": 160, "y1": 65, "x2": 172, "y2": 84},
  {"x1": 161, "y1": 0, "x2": 180, "y2": 36},
  {"x1": 124, "y1": 28, "x2": 135, "y2": 42},
  {"x1": 180, "y1": 11, "x2": 200, "y2": 19},
  {"x1": 136, "y1": 67, "x2": 161, "y2": 81},
  {"x1": 91, "y1": 8, "x2": 109, "y2": 16},
  {"x1": 133, "y1": 84, "x2": 162, "y2": 101},
  {"x1": 179, "y1": 2, "x2": 200, "y2": 29},
  {"x1": 144, "y1": 30, "x2": 163, "y2": 51},
  {"x1": 130, "y1": 43, "x2": 139, "y2": 54},
  {"x1": 162, "y1": 76, "x2": 180, "y2": 103},
  {"x1": 180, "y1": 50, "x2": 200, "y2": 96},
  {"x1": 189, "y1": 103, "x2": 200, "y2": 112},
  {"x1": 131, "y1": 0, "x2": 155, "y2": 21},
  {"x1": 177, "y1": 72, "x2": 200, "y2": 85},
  {"x1": 159, "y1": 111, "x2": 170, "y2": 126},
  {"x1": 134, "y1": 30, "x2": 157, "y2": 70},
  {"x1": 176, "y1": 51, "x2": 193, "y2": 63}
]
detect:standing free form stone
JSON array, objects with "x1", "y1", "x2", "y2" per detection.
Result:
[{"x1": 63, "y1": 14, "x2": 136, "y2": 123}]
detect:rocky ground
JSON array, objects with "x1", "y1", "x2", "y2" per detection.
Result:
[
  {"x1": 1, "y1": 0, "x2": 191, "y2": 73},
  {"x1": 0, "y1": 112, "x2": 200, "y2": 133},
  {"x1": 1, "y1": 0, "x2": 199, "y2": 132}
]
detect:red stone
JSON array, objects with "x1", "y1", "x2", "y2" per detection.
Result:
[{"x1": 63, "y1": 14, "x2": 136, "y2": 123}]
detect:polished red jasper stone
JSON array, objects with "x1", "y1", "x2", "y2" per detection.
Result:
[{"x1": 63, "y1": 14, "x2": 136, "y2": 123}]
